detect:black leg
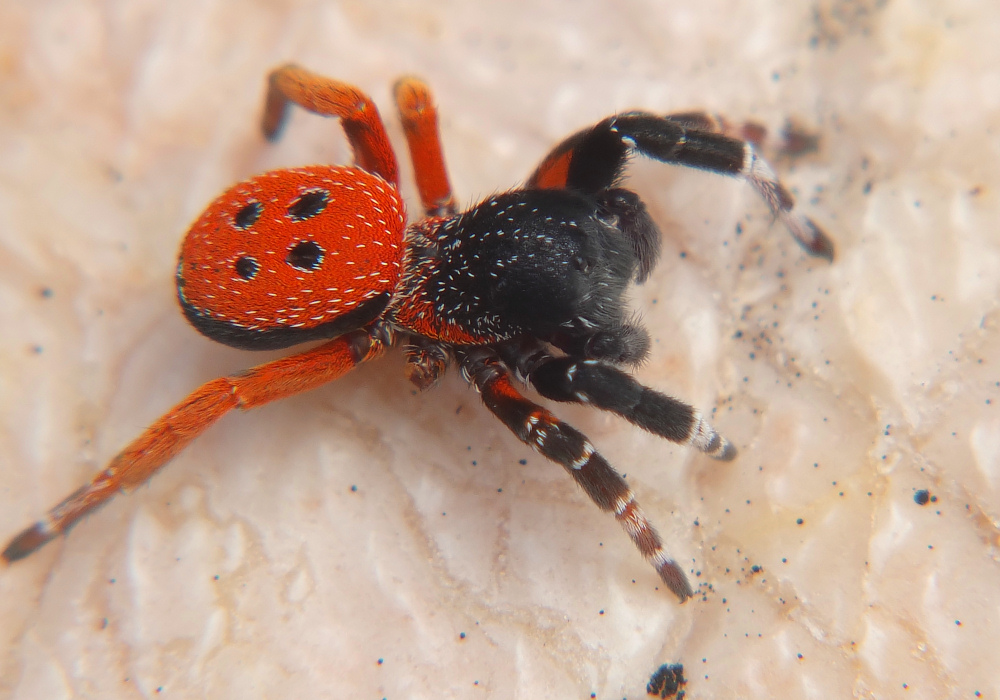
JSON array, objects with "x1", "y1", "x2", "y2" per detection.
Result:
[
  {"x1": 500, "y1": 342, "x2": 736, "y2": 460},
  {"x1": 528, "y1": 111, "x2": 834, "y2": 260},
  {"x1": 459, "y1": 347, "x2": 696, "y2": 602}
]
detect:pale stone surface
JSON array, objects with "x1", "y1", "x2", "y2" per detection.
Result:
[{"x1": 2, "y1": 1, "x2": 998, "y2": 698}]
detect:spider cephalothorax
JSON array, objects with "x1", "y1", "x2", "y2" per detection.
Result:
[
  {"x1": 3, "y1": 65, "x2": 832, "y2": 602},
  {"x1": 394, "y1": 188, "x2": 656, "y2": 354}
]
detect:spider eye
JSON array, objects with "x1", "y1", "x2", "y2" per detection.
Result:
[
  {"x1": 234, "y1": 201, "x2": 263, "y2": 230},
  {"x1": 596, "y1": 211, "x2": 620, "y2": 228},
  {"x1": 287, "y1": 190, "x2": 330, "y2": 221},
  {"x1": 287, "y1": 241, "x2": 325, "y2": 271},
  {"x1": 234, "y1": 256, "x2": 259, "y2": 279},
  {"x1": 572, "y1": 255, "x2": 593, "y2": 274}
]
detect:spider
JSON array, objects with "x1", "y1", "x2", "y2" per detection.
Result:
[{"x1": 3, "y1": 65, "x2": 832, "y2": 602}]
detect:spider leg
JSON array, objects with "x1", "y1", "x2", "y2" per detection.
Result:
[
  {"x1": 459, "y1": 347, "x2": 696, "y2": 602},
  {"x1": 666, "y1": 112, "x2": 821, "y2": 159},
  {"x1": 2, "y1": 325, "x2": 391, "y2": 564},
  {"x1": 262, "y1": 64, "x2": 400, "y2": 187},
  {"x1": 393, "y1": 78, "x2": 457, "y2": 217},
  {"x1": 527, "y1": 112, "x2": 834, "y2": 260},
  {"x1": 503, "y1": 344, "x2": 735, "y2": 460},
  {"x1": 660, "y1": 110, "x2": 768, "y2": 148},
  {"x1": 402, "y1": 335, "x2": 453, "y2": 391}
]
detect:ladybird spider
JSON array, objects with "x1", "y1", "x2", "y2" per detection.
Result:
[{"x1": 3, "y1": 65, "x2": 833, "y2": 602}]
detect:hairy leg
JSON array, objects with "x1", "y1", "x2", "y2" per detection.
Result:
[
  {"x1": 460, "y1": 347, "x2": 696, "y2": 602},
  {"x1": 3, "y1": 325, "x2": 391, "y2": 563}
]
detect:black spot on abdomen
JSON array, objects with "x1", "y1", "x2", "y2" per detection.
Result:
[
  {"x1": 287, "y1": 190, "x2": 330, "y2": 221},
  {"x1": 287, "y1": 241, "x2": 325, "y2": 271},
  {"x1": 235, "y1": 256, "x2": 259, "y2": 279},
  {"x1": 234, "y1": 201, "x2": 263, "y2": 230}
]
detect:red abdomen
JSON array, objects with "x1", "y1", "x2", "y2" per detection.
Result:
[{"x1": 177, "y1": 165, "x2": 406, "y2": 349}]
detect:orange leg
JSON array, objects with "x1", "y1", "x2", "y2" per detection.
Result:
[
  {"x1": 393, "y1": 77, "x2": 457, "y2": 216},
  {"x1": 2, "y1": 326, "x2": 390, "y2": 563},
  {"x1": 526, "y1": 132, "x2": 580, "y2": 190},
  {"x1": 263, "y1": 64, "x2": 400, "y2": 188}
]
